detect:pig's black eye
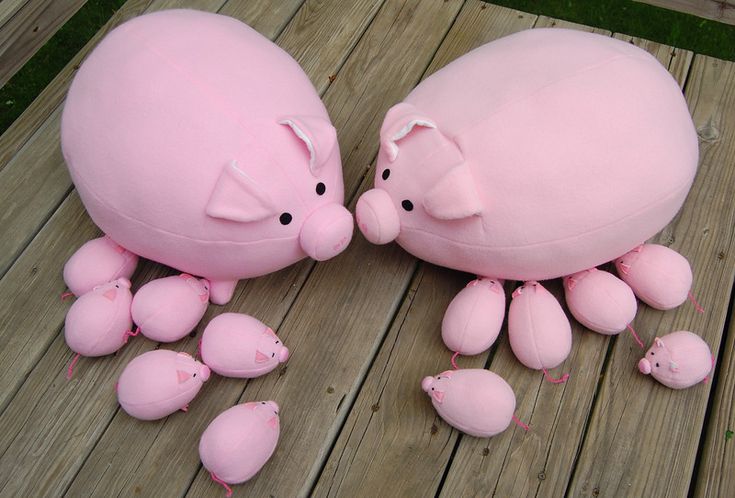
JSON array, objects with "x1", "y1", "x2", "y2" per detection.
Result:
[
  {"x1": 316, "y1": 182, "x2": 326, "y2": 195},
  {"x1": 401, "y1": 200, "x2": 414, "y2": 211},
  {"x1": 279, "y1": 213, "x2": 292, "y2": 225},
  {"x1": 650, "y1": 352, "x2": 654, "y2": 356},
  {"x1": 382, "y1": 169, "x2": 390, "y2": 180},
  {"x1": 655, "y1": 363, "x2": 659, "y2": 368}
]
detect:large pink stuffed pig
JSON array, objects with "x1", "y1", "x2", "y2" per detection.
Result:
[
  {"x1": 356, "y1": 28, "x2": 699, "y2": 379},
  {"x1": 61, "y1": 9, "x2": 352, "y2": 305}
]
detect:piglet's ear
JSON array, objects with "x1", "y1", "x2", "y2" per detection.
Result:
[
  {"x1": 423, "y1": 163, "x2": 482, "y2": 220},
  {"x1": 380, "y1": 102, "x2": 436, "y2": 162},
  {"x1": 669, "y1": 360, "x2": 679, "y2": 372},
  {"x1": 263, "y1": 327, "x2": 278, "y2": 338},
  {"x1": 206, "y1": 160, "x2": 277, "y2": 223},
  {"x1": 655, "y1": 337, "x2": 665, "y2": 348},
  {"x1": 279, "y1": 116, "x2": 338, "y2": 176}
]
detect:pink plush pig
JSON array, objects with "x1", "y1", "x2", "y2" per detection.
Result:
[
  {"x1": 508, "y1": 281, "x2": 571, "y2": 383},
  {"x1": 61, "y1": 10, "x2": 353, "y2": 306},
  {"x1": 117, "y1": 350, "x2": 210, "y2": 420},
  {"x1": 616, "y1": 244, "x2": 693, "y2": 310},
  {"x1": 355, "y1": 28, "x2": 698, "y2": 373},
  {"x1": 638, "y1": 331, "x2": 713, "y2": 389},
  {"x1": 131, "y1": 274, "x2": 210, "y2": 342},
  {"x1": 442, "y1": 278, "x2": 505, "y2": 356},
  {"x1": 421, "y1": 369, "x2": 524, "y2": 437},
  {"x1": 199, "y1": 401, "x2": 280, "y2": 495},
  {"x1": 63, "y1": 236, "x2": 138, "y2": 296},
  {"x1": 200, "y1": 313, "x2": 289, "y2": 378},
  {"x1": 64, "y1": 278, "x2": 134, "y2": 377}
]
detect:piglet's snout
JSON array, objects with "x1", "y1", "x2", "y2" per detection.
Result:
[
  {"x1": 300, "y1": 204, "x2": 353, "y2": 261},
  {"x1": 638, "y1": 358, "x2": 652, "y2": 375},
  {"x1": 356, "y1": 188, "x2": 400, "y2": 245}
]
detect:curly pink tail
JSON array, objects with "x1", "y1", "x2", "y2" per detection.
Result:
[
  {"x1": 210, "y1": 472, "x2": 232, "y2": 497},
  {"x1": 543, "y1": 368, "x2": 569, "y2": 384}
]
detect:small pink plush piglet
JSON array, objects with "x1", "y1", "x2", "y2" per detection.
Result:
[
  {"x1": 421, "y1": 369, "x2": 527, "y2": 437},
  {"x1": 117, "y1": 350, "x2": 210, "y2": 420},
  {"x1": 64, "y1": 278, "x2": 134, "y2": 378},
  {"x1": 200, "y1": 313, "x2": 289, "y2": 378},
  {"x1": 131, "y1": 274, "x2": 210, "y2": 342},
  {"x1": 63, "y1": 236, "x2": 138, "y2": 297},
  {"x1": 638, "y1": 331, "x2": 713, "y2": 389},
  {"x1": 200, "y1": 401, "x2": 280, "y2": 496}
]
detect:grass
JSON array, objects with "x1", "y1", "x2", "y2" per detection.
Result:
[
  {"x1": 0, "y1": 0, "x2": 127, "y2": 135},
  {"x1": 488, "y1": 0, "x2": 735, "y2": 60},
  {"x1": 0, "y1": 0, "x2": 734, "y2": 136}
]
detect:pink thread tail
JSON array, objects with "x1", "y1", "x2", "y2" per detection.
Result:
[
  {"x1": 67, "y1": 353, "x2": 81, "y2": 379},
  {"x1": 451, "y1": 352, "x2": 460, "y2": 370},
  {"x1": 123, "y1": 326, "x2": 140, "y2": 344},
  {"x1": 626, "y1": 324, "x2": 644, "y2": 348},
  {"x1": 512, "y1": 414, "x2": 529, "y2": 431},
  {"x1": 60, "y1": 291, "x2": 74, "y2": 301},
  {"x1": 543, "y1": 368, "x2": 569, "y2": 384},
  {"x1": 210, "y1": 472, "x2": 232, "y2": 497},
  {"x1": 688, "y1": 291, "x2": 704, "y2": 313}
]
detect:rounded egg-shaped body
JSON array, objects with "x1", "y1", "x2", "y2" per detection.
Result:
[
  {"x1": 422, "y1": 369, "x2": 515, "y2": 437},
  {"x1": 200, "y1": 313, "x2": 289, "y2": 378},
  {"x1": 64, "y1": 278, "x2": 133, "y2": 356},
  {"x1": 117, "y1": 349, "x2": 210, "y2": 420},
  {"x1": 359, "y1": 28, "x2": 698, "y2": 280},
  {"x1": 131, "y1": 274, "x2": 210, "y2": 342},
  {"x1": 199, "y1": 401, "x2": 280, "y2": 484},
  {"x1": 61, "y1": 9, "x2": 350, "y2": 283}
]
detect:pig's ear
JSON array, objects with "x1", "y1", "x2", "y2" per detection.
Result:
[
  {"x1": 380, "y1": 102, "x2": 437, "y2": 162},
  {"x1": 263, "y1": 327, "x2": 278, "y2": 338},
  {"x1": 422, "y1": 163, "x2": 483, "y2": 220},
  {"x1": 206, "y1": 161, "x2": 278, "y2": 223},
  {"x1": 669, "y1": 360, "x2": 679, "y2": 372},
  {"x1": 279, "y1": 116, "x2": 338, "y2": 176},
  {"x1": 655, "y1": 337, "x2": 665, "y2": 348},
  {"x1": 432, "y1": 389, "x2": 445, "y2": 404}
]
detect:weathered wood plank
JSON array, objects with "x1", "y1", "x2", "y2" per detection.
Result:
[
  {"x1": 0, "y1": 0, "x2": 235, "y2": 415},
  {"x1": 311, "y1": 3, "x2": 539, "y2": 496},
  {"x1": 439, "y1": 25, "x2": 697, "y2": 498},
  {"x1": 635, "y1": 0, "x2": 735, "y2": 26},
  {"x1": 65, "y1": 0, "x2": 443, "y2": 496},
  {"x1": 0, "y1": 0, "x2": 87, "y2": 87},
  {"x1": 694, "y1": 298, "x2": 735, "y2": 497},
  {"x1": 182, "y1": 2, "x2": 470, "y2": 497},
  {"x1": 568, "y1": 53, "x2": 735, "y2": 497},
  {"x1": 0, "y1": 0, "x2": 150, "y2": 171}
]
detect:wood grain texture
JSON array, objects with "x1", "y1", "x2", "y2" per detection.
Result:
[
  {"x1": 0, "y1": 0, "x2": 87, "y2": 87},
  {"x1": 0, "y1": 0, "x2": 230, "y2": 415},
  {"x1": 635, "y1": 0, "x2": 735, "y2": 25},
  {"x1": 568, "y1": 52, "x2": 735, "y2": 497},
  {"x1": 312, "y1": 3, "x2": 539, "y2": 496},
  {"x1": 0, "y1": 0, "x2": 151, "y2": 171},
  {"x1": 694, "y1": 299, "x2": 735, "y2": 498},
  {"x1": 440, "y1": 23, "x2": 694, "y2": 498}
]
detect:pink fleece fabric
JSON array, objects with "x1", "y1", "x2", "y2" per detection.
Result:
[
  {"x1": 61, "y1": 9, "x2": 351, "y2": 286},
  {"x1": 356, "y1": 28, "x2": 698, "y2": 281}
]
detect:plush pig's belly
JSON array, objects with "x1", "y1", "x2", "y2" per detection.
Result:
[{"x1": 398, "y1": 46, "x2": 698, "y2": 281}]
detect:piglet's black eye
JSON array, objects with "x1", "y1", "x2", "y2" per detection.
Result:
[
  {"x1": 279, "y1": 213, "x2": 292, "y2": 225},
  {"x1": 655, "y1": 363, "x2": 660, "y2": 368},
  {"x1": 382, "y1": 169, "x2": 390, "y2": 180},
  {"x1": 316, "y1": 182, "x2": 326, "y2": 195},
  {"x1": 401, "y1": 200, "x2": 413, "y2": 211}
]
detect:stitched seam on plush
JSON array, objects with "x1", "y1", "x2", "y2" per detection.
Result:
[{"x1": 400, "y1": 179, "x2": 690, "y2": 251}]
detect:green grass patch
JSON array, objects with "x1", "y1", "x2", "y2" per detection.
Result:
[
  {"x1": 0, "y1": 0, "x2": 127, "y2": 135},
  {"x1": 487, "y1": 0, "x2": 735, "y2": 61}
]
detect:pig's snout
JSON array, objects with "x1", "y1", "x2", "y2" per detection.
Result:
[
  {"x1": 300, "y1": 204, "x2": 353, "y2": 261},
  {"x1": 199, "y1": 365, "x2": 211, "y2": 382},
  {"x1": 421, "y1": 376, "x2": 434, "y2": 393},
  {"x1": 279, "y1": 347, "x2": 290, "y2": 363},
  {"x1": 638, "y1": 358, "x2": 652, "y2": 375},
  {"x1": 356, "y1": 188, "x2": 400, "y2": 245}
]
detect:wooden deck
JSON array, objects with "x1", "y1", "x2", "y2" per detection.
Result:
[{"x1": 0, "y1": 1, "x2": 734, "y2": 496}]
